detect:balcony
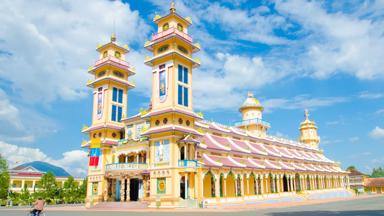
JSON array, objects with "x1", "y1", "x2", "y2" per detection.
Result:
[
  {"x1": 151, "y1": 27, "x2": 192, "y2": 43},
  {"x1": 178, "y1": 160, "x2": 198, "y2": 168},
  {"x1": 105, "y1": 163, "x2": 148, "y2": 172},
  {"x1": 91, "y1": 56, "x2": 134, "y2": 75},
  {"x1": 234, "y1": 118, "x2": 271, "y2": 128}
]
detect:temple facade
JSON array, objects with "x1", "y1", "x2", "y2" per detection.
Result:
[{"x1": 82, "y1": 3, "x2": 349, "y2": 208}]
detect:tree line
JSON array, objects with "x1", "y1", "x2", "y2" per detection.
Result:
[{"x1": 0, "y1": 155, "x2": 87, "y2": 206}]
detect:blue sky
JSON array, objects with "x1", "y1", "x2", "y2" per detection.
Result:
[{"x1": 0, "y1": 0, "x2": 383, "y2": 177}]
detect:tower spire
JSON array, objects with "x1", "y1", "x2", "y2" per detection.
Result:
[
  {"x1": 170, "y1": 1, "x2": 176, "y2": 13},
  {"x1": 304, "y1": 109, "x2": 309, "y2": 120}
]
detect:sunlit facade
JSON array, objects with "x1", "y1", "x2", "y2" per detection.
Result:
[{"x1": 82, "y1": 3, "x2": 349, "y2": 208}]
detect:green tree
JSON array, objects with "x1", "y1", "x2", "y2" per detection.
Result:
[
  {"x1": 0, "y1": 154, "x2": 10, "y2": 200},
  {"x1": 346, "y1": 166, "x2": 356, "y2": 171},
  {"x1": 38, "y1": 171, "x2": 57, "y2": 203},
  {"x1": 371, "y1": 167, "x2": 384, "y2": 177},
  {"x1": 19, "y1": 185, "x2": 31, "y2": 205},
  {"x1": 63, "y1": 176, "x2": 77, "y2": 203}
]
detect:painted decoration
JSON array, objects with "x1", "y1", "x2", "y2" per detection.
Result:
[
  {"x1": 89, "y1": 138, "x2": 101, "y2": 167},
  {"x1": 97, "y1": 87, "x2": 104, "y2": 119},
  {"x1": 157, "y1": 178, "x2": 166, "y2": 194},
  {"x1": 159, "y1": 70, "x2": 167, "y2": 102},
  {"x1": 155, "y1": 140, "x2": 170, "y2": 163}
]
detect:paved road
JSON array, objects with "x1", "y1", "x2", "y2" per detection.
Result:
[{"x1": 1, "y1": 196, "x2": 384, "y2": 216}]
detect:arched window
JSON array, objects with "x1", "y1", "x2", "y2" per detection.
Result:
[
  {"x1": 177, "y1": 45, "x2": 188, "y2": 54},
  {"x1": 158, "y1": 44, "x2": 169, "y2": 53},
  {"x1": 114, "y1": 51, "x2": 121, "y2": 58},
  {"x1": 162, "y1": 23, "x2": 169, "y2": 31},
  {"x1": 113, "y1": 70, "x2": 124, "y2": 78},
  {"x1": 177, "y1": 23, "x2": 183, "y2": 32},
  {"x1": 103, "y1": 51, "x2": 108, "y2": 58},
  {"x1": 180, "y1": 146, "x2": 185, "y2": 160}
]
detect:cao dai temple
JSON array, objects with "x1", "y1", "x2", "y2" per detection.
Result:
[{"x1": 82, "y1": 3, "x2": 349, "y2": 208}]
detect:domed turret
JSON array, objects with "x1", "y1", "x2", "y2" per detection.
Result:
[
  {"x1": 299, "y1": 109, "x2": 320, "y2": 148},
  {"x1": 235, "y1": 92, "x2": 270, "y2": 137}
]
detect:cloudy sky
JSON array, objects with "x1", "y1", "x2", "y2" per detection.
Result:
[{"x1": 0, "y1": 0, "x2": 383, "y2": 177}]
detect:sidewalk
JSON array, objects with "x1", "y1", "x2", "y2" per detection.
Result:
[{"x1": 2, "y1": 194, "x2": 382, "y2": 213}]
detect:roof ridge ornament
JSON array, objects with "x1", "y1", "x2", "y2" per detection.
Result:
[
  {"x1": 304, "y1": 109, "x2": 309, "y2": 120},
  {"x1": 170, "y1": 1, "x2": 176, "y2": 13}
]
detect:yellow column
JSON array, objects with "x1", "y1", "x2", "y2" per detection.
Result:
[
  {"x1": 246, "y1": 175, "x2": 250, "y2": 196},
  {"x1": 223, "y1": 177, "x2": 227, "y2": 197}
]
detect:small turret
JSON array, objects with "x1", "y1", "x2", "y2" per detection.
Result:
[
  {"x1": 235, "y1": 92, "x2": 270, "y2": 137},
  {"x1": 299, "y1": 109, "x2": 320, "y2": 148}
]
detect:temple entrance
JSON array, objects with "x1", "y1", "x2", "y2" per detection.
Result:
[
  {"x1": 130, "y1": 178, "x2": 139, "y2": 201},
  {"x1": 115, "y1": 179, "x2": 121, "y2": 201},
  {"x1": 283, "y1": 175, "x2": 288, "y2": 192},
  {"x1": 180, "y1": 176, "x2": 186, "y2": 199},
  {"x1": 295, "y1": 174, "x2": 301, "y2": 191}
]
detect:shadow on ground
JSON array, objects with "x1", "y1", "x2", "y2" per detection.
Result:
[{"x1": 268, "y1": 210, "x2": 384, "y2": 216}]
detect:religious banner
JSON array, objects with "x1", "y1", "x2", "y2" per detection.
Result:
[
  {"x1": 159, "y1": 69, "x2": 167, "y2": 102},
  {"x1": 97, "y1": 87, "x2": 104, "y2": 119},
  {"x1": 155, "y1": 140, "x2": 170, "y2": 163},
  {"x1": 157, "y1": 178, "x2": 166, "y2": 194}
]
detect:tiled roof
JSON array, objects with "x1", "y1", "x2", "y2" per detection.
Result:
[{"x1": 364, "y1": 178, "x2": 384, "y2": 187}]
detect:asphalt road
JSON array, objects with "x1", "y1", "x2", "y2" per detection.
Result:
[{"x1": 1, "y1": 196, "x2": 384, "y2": 216}]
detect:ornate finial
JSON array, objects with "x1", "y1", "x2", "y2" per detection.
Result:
[
  {"x1": 247, "y1": 91, "x2": 254, "y2": 98},
  {"x1": 170, "y1": 1, "x2": 176, "y2": 13},
  {"x1": 111, "y1": 33, "x2": 116, "y2": 42},
  {"x1": 304, "y1": 109, "x2": 309, "y2": 120}
]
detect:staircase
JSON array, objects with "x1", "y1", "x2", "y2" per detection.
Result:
[{"x1": 92, "y1": 201, "x2": 149, "y2": 209}]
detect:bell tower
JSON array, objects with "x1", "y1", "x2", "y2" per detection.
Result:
[
  {"x1": 143, "y1": 2, "x2": 202, "y2": 207},
  {"x1": 144, "y1": 2, "x2": 200, "y2": 111},
  {"x1": 83, "y1": 34, "x2": 135, "y2": 206},
  {"x1": 299, "y1": 109, "x2": 320, "y2": 148}
]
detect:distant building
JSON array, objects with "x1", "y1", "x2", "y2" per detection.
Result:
[
  {"x1": 364, "y1": 178, "x2": 384, "y2": 194},
  {"x1": 9, "y1": 161, "x2": 83, "y2": 193},
  {"x1": 347, "y1": 168, "x2": 367, "y2": 193}
]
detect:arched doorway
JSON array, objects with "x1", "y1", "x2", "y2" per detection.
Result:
[
  {"x1": 269, "y1": 174, "x2": 275, "y2": 193},
  {"x1": 180, "y1": 146, "x2": 185, "y2": 160},
  {"x1": 219, "y1": 174, "x2": 224, "y2": 197},
  {"x1": 180, "y1": 176, "x2": 185, "y2": 199},
  {"x1": 306, "y1": 175, "x2": 311, "y2": 190},
  {"x1": 249, "y1": 173, "x2": 255, "y2": 195},
  {"x1": 226, "y1": 172, "x2": 236, "y2": 197},
  {"x1": 295, "y1": 174, "x2": 301, "y2": 191},
  {"x1": 203, "y1": 171, "x2": 215, "y2": 198},
  {"x1": 283, "y1": 175, "x2": 289, "y2": 192}
]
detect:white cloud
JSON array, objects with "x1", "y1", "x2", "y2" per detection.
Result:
[
  {"x1": 263, "y1": 95, "x2": 348, "y2": 112},
  {"x1": 358, "y1": 91, "x2": 384, "y2": 99},
  {"x1": 0, "y1": 141, "x2": 87, "y2": 177},
  {"x1": 193, "y1": 52, "x2": 289, "y2": 111},
  {"x1": 0, "y1": 0, "x2": 150, "y2": 104},
  {"x1": 370, "y1": 126, "x2": 384, "y2": 139},
  {"x1": 275, "y1": 0, "x2": 384, "y2": 80}
]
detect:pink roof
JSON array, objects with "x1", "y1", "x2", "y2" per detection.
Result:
[
  {"x1": 209, "y1": 155, "x2": 244, "y2": 168},
  {"x1": 201, "y1": 134, "x2": 229, "y2": 151},
  {"x1": 264, "y1": 160, "x2": 281, "y2": 169},
  {"x1": 277, "y1": 147, "x2": 295, "y2": 159},
  {"x1": 142, "y1": 125, "x2": 201, "y2": 136},
  {"x1": 247, "y1": 158, "x2": 266, "y2": 169},
  {"x1": 202, "y1": 154, "x2": 222, "y2": 167},
  {"x1": 228, "y1": 138, "x2": 250, "y2": 153},
  {"x1": 291, "y1": 163, "x2": 307, "y2": 171},
  {"x1": 246, "y1": 142, "x2": 268, "y2": 155},
  {"x1": 302, "y1": 163, "x2": 316, "y2": 171},
  {"x1": 262, "y1": 145, "x2": 281, "y2": 157},
  {"x1": 279, "y1": 161, "x2": 295, "y2": 170}
]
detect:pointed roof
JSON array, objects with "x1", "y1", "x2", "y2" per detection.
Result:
[{"x1": 239, "y1": 92, "x2": 263, "y2": 112}]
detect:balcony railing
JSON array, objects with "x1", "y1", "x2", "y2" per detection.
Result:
[
  {"x1": 152, "y1": 27, "x2": 192, "y2": 43},
  {"x1": 94, "y1": 56, "x2": 130, "y2": 69},
  {"x1": 234, "y1": 118, "x2": 271, "y2": 127},
  {"x1": 178, "y1": 160, "x2": 198, "y2": 168},
  {"x1": 105, "y1": 162, "x2": 148, "y2": 172}
]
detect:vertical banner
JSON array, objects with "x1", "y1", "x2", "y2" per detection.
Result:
[
  {"x1": 155, "y1": 140, "x2": 169, "y2": 163},
  {"x1": 89, "y1": 138, "x2": 101, "y2": 167},
  {"x1": 97, "y1": 87, "x2": 104, "y2": 119},
  {"x1": 159, "y1": 64, "x2": 167, "y2": 102}
]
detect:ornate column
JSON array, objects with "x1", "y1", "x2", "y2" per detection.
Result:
[
  {"x1": 246, "y1": 175, "x2": 250, "y2": 196},
  {"x1": 120, "y1": 177, "x2": 125, "y2": 202},
  {"x1": 290, "y1": 176, "x2": 294, "y2": 192},
  {"x1": 223, "y1": 177, "x2": 227, "y2": 197},
  {"x1": 276, "y1": 175, "x2": 280, "y2": 193},
  {"x1": 214, "y1": 174, "x2": 220, "y2": 198}
]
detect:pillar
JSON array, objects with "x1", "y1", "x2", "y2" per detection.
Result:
[
  {"x1": 214, "y1": 174, "x2": 220, "y2": 198},
  {"x1": 290, "y1": 176, "x2": 294, "y2": 192},
  {"x1": 223, "y1": 177, "x2": 227, "y2": 197},
  {"x1": 120, "y1": 177, "x2": 125, "y2": 202},
  {"x1": 185, "y1": 173, "x2": 188, "y2": 199},
  {"x1": 246, "y1": 176, "x2": 250, "y2": 196},
  {"x1": 276, "y1": 176, "x2": 280, "y2": 193}
]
